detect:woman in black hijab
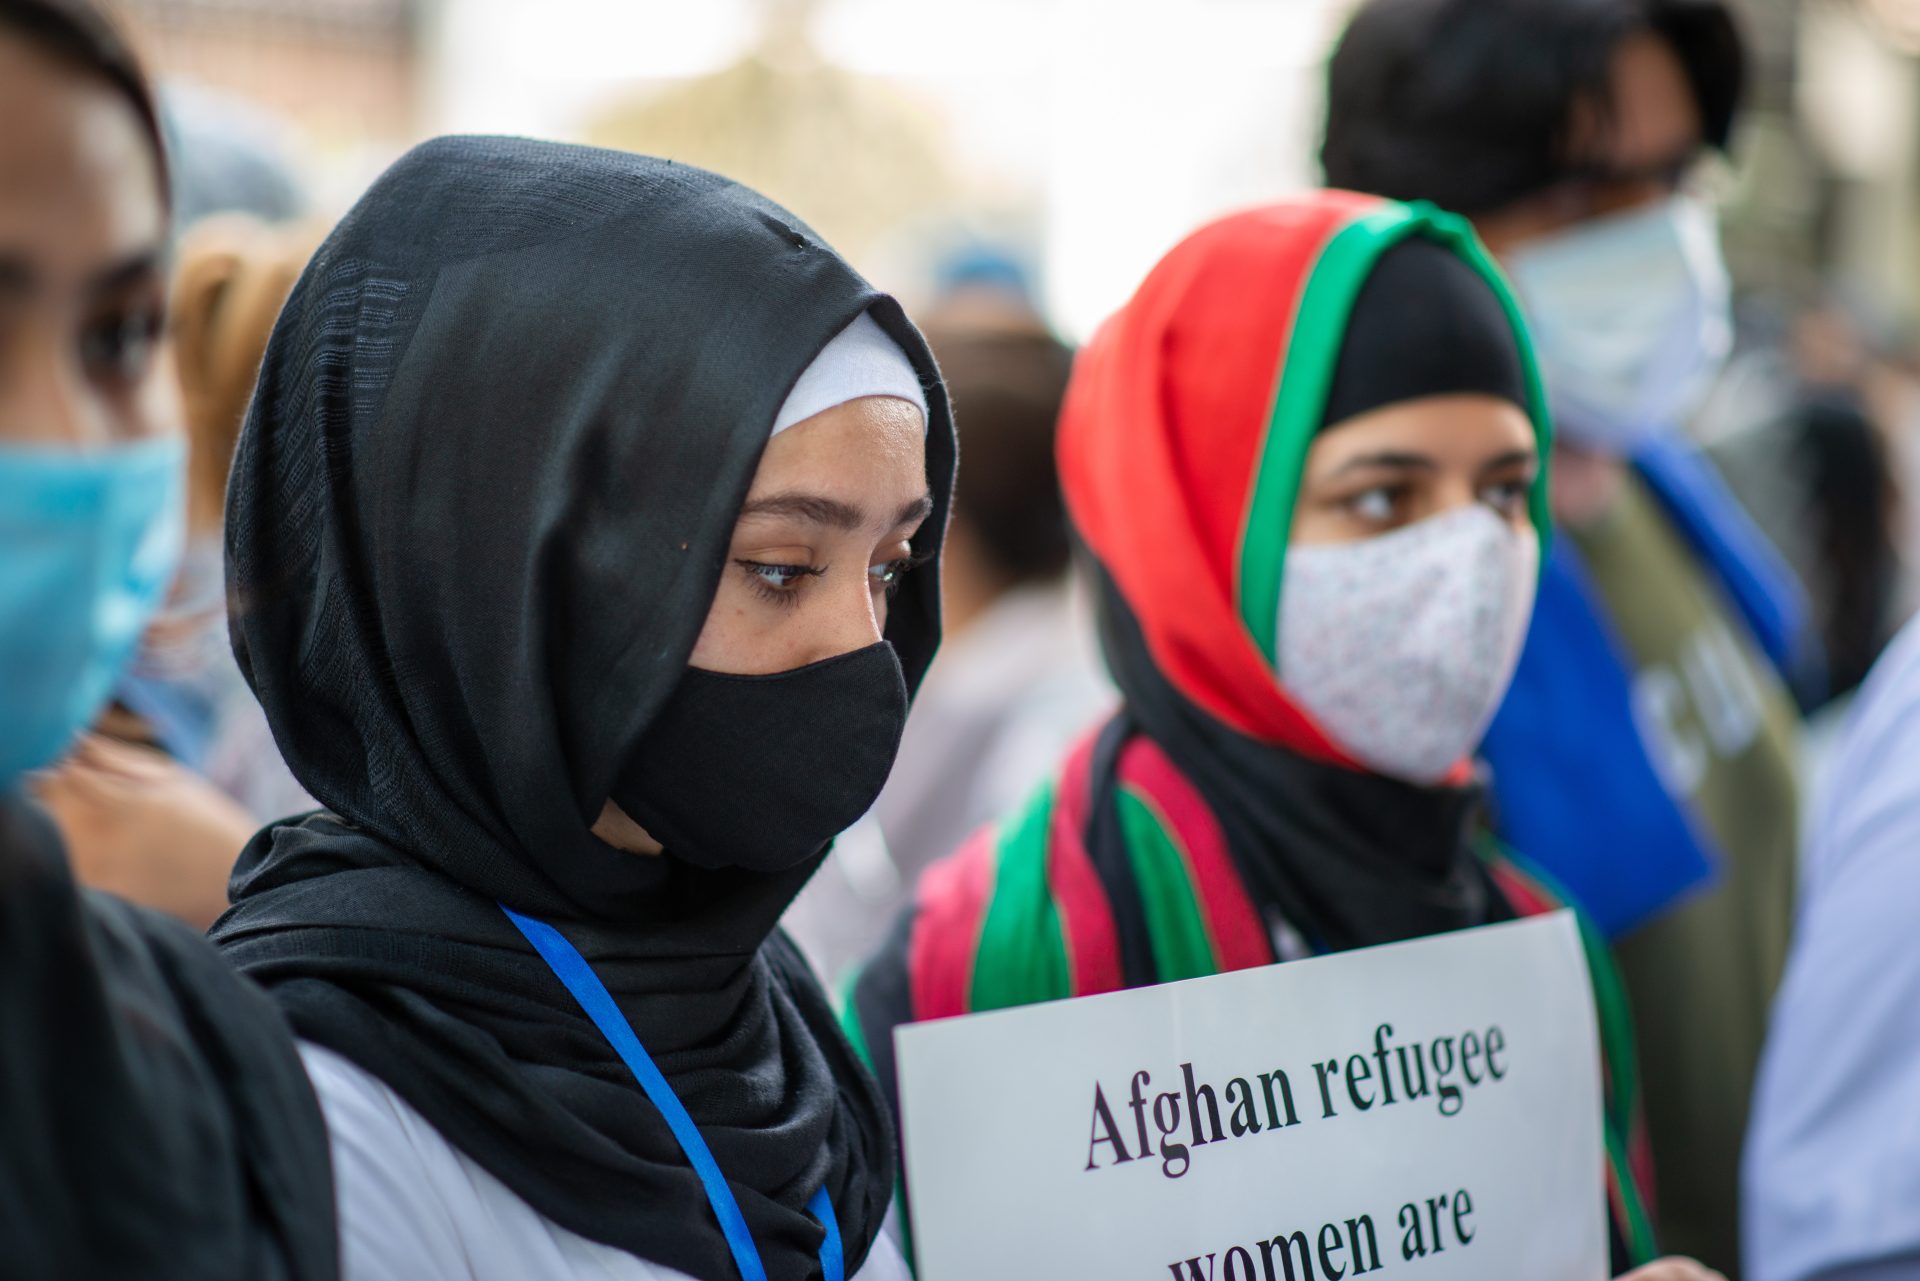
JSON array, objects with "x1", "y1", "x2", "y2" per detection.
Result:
[{"x1": 211, "y1": 136, "x2": 952, "y2": 1281}]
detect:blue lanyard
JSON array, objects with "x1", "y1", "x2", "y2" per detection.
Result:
[{"x1": 501, "y1": 905, "x2": 844, "y2": 1281}]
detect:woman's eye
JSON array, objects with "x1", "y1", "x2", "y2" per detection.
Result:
[
  {"x1": 1345, "y1": 486, "x2": 1402, "y2": 525},
  {"x1": 1480, "y1": 478, "x2": 1532, "y2": 515},
  {"x1": 736, "y1": 559, "x2": 822, "y2": 605},
  {"x1": 867, "y1": 557, "x2": 920, "y2": 596},
  {"x1": 79, "y1": 306, "x2": 162, "y2": 388}
]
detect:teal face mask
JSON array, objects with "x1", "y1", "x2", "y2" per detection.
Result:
[{"x1": 0, "y1": 436, "x2": 186, "y2": 789}]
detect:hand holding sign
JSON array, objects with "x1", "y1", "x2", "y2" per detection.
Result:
[{"x1": 896, "y1": 912, "x2": 1610, "y2": 1280}]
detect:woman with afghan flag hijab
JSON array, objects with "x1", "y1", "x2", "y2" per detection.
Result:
[{"x1": 847, "y1": 192, "x2": 1707, "y2": 1279}]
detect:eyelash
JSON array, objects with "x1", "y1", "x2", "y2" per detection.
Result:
[
  {"x1": 737, "y1": 560, "x2": 825, "y2": 608},
  {"x1": 1482, "y1": 479, "x2": 1533, "y2": 512},
  {"x1": 79, "y1": 305, "x2": 163, "y2": 389},
  {"x1": 734, "y1": 553, "x2": 932, "y2": 609},
  {"x1": 1340, "y1": 478, "x2": 1533, "y2": 526},
  {"x1": 870, "y1": 551, "x2": 934, "y2": 594},
  {"x1": 1344, "y1": 485, "x2": 1410, "y2": 523}
]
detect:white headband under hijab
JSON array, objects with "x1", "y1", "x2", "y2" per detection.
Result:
[{"x1": 771, "y1": 310, "x2": 929, "y2": 438}]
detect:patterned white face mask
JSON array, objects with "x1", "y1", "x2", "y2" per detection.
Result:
[{"x1": 1278, "y1": 504, "x2": 1539, "y2": 784}]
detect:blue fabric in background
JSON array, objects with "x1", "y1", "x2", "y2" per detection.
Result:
[
  {"x1": 115, "y1": 672, "x2": 218, "y2": 771},
  {"x1": 1481, "y1": 437, "x2": 1814, "y2": 938},
  {"x1": 1634, "y1": 436, "x2": 1818, "y2": 692}
]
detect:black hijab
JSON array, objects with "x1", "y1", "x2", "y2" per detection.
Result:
[
  {"x1": 211, "y1": 137, "x2": 953, "y2": 1280},
  {"x1": 1319, "y1": 236, "x2": 1529, "y2": 434}
]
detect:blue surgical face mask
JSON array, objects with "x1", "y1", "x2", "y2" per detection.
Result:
[
  {"x1": 1505, "y1": 194, "x2": 1733, "y2": 454},
  {"x1": 0, "y1": 437, "x2": 186, "y2": 789},
  {"x1": 118, "y1": 531, "x2": 232, "y2": 769}
]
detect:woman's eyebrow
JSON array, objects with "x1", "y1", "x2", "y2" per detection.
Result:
[
  {"x1": 737, "y1": 491, "x2": 936, "y2": 532},
  {"x1": 1476, "y1": 448, "x2": 1539, "y2": 475},
  {"x1": 0, "y1": 255, "x2": 37, "y2": 300},
  {"x1": 87, "y1": 248, "x2": 164, "y2": 300},
  {"x1": 0, "y1": 248, "x2": 160, "y2": 304},
  {"x1": 737, "y1": 493, "x2": 865, "y2": 530},
  {"x1": 895, "y1": 493, "x2": 935, "y2": 528},
  {"x1": 1324, "y1": 451, "x2": 1437, "y2": 479}
]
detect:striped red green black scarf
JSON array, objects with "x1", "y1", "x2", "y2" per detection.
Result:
[{"x1": 846, "y1": 721, "x2": 1656, "y2": 1266}]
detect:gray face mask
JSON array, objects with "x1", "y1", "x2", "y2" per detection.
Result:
[
  {"x1": 1277, "y1": 504, "x2": 1539, "y2": 784},
  {"x1": 1505, "y1": 195, "x2": 1733, "y2": 454}
]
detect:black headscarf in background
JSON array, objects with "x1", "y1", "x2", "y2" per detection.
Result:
[
  {"x1": 0, "y1": 798, "x2": 334, "y2": 1281},
  {"x1": 211, "y1": 137, "x2": 953, "y2": 1281}
]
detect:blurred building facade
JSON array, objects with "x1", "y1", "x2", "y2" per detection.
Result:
[
  {"x1": 1724, "y1": 0, "x2": 1919, "y2": 321},
  {"x1": 118, "y1": 0, "x2": 424, "y2": 209}
]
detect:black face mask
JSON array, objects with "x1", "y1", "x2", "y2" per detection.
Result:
[{"x1": 610, "y1": 641, "x2": 910, "y2": 872}]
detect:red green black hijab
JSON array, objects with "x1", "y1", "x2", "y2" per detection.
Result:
[
  {"x1": 1063, "y1": 191, "x2": 1549, "y2": 763},
  {"x1": 847, "y1": 192, "x2": 1656, "y2": 1268}
]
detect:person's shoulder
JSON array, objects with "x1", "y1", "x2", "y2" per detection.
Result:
[
  {"x1": 1744, "y1": 615, "x2": 1920, "y2": 1280},
  {"x1": 299, "y1": 1041, "x2": 482, "y2": 1216},
  {"x1": 0, "y1": 794, "x2": 95, "y2": 980},
  {"x1": 299, "y1": 1042, "x2": 411, "y2": 1134},
  {"x1": 299, "y1": 1043, "x2": 479, "y2": 1281},
  {"x1": 1812, "y1": 616, "x2": 1920, "y2": 879},
  {"x1": 0, "y1": 791, "x2": 212, "y2": 1014},
  {"x1": 1853, "y1": 614, "x2": 1920, "y2": 724},
  {"x1": 302, "y1": 1044, "x2": 690, "y2": 1281},
  {"x1": 0, "y1": 791, "x2": 73, "y2": 902},
  {"x1": 1851, "y1": 616, "x2": 1920, "y2": 766},
  {"x1": 853, "y1": 1231, "x2": 914, "y2": 1281}
]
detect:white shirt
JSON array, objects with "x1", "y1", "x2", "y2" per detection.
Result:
[
  {"x1": 1743, "y1": 615, "x2": 1920, "y2": 1281},
  {"x1": 302, "y1": 1043, "x2": 913, "y2": 1281}
]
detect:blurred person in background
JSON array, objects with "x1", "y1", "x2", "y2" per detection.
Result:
[
  {"x1": 1709, "y1": 297, "x2": 1912, "y2": 709},
  {"x1": 159, "y1": 80, "x2": 308, "y2": 232},
  {"x1": 213, "y1": 136, "x2": 944, "y2": 1281},
  {"x1": 110, "y1": 81, "x2": 312, "y2": 810},
  {"x1": 141, "y1": 212, "x2": 317, "y2": 818},
  {"x1": 1787, "y1": 390, "x2": 1903, "y2": 695},
  {"x1": 850, "y1": 192, "x2": 1720, "y2": 1281},
  {"x1": 1324, "y1": 0, "x2": 1810, "y2": 1269},
  {"x1": 31, "y1": 210, "x2": 317, "y2": 931},
  {"x1": 874, "y1": 319, "x2": 1105, "y2": 884},
  {"x1": 28, "y1": 727, "x2": 256, "y2": 928},
  {"x1": 32, "y1": 105, "x2": 319, "y2": 928},
  {"x1": 1887, "y1": 333, "x2": 1920, "y2": 579},
  {"x1": 1743, "y1": 607, "x2": 1920, "y2": 1281},
  {"x1": 785, "y1": 255, "x2": 1112, "y2": 984},
  {"x1": 0, "y1": 0, "x2": 336, "y2": 1274}
]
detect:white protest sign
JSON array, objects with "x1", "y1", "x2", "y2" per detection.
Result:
[{"x1": 896, "y1": 911, "x2": 1605, "y2": 1281}]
